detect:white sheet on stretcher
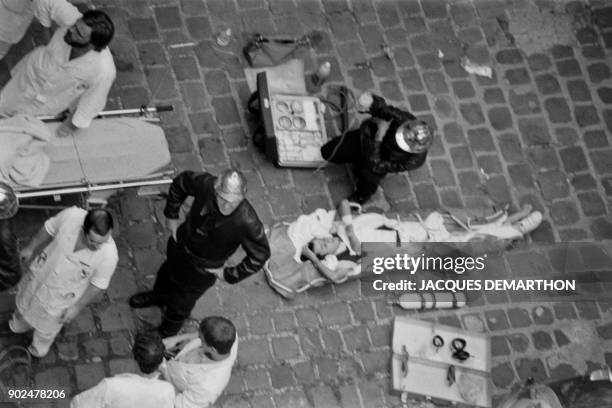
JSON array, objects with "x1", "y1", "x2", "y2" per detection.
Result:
[{"x1": 13, "y1": 117, "x2": 172, "y2": 191}]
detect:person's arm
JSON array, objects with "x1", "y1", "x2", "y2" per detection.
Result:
[
  {"x1": 19, "y1": 226, "x2": 53, "y2": 265},
  {"x1": 223, "y1": 220, "x2": 270, "y2": 284},
  {"x1": 163, "y1": 171, "x2": 209, "y2": 220},
  {"x1": 162, "y1": 332, "x2": 198, "y2": 350},
  {"x1": 69, "y1": 68, "x2": 116, "y2": 130},
  {"x1": 21, "y1": 208, "x2": 77, "y2": 264},
  {"x1": 368, "y1": 94, "x2": 416, "y2": 123},
  {"x1": 337, "y1": 200, "x2": 361, "y2": 256},
  {"x1": 70, "y1": 379, "x2": 107, "y2": 408},
  {"x1": 34, "y1": 0, "x2": 81, "y2": 28},
  {"x1": 301, "y1": 246, "x2": 349, "y2": 283}
]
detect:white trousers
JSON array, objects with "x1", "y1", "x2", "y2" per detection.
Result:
[{"x1": 9, "y1": 311, "x2": 61, "y2": 357}]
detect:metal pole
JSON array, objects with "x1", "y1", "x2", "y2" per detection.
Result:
[
  {"x1": 36, "y1": 105, "x2": 174, "y2": 122},
  {"x1": 15, "y1": 178, "x2": 173, "y2": 199}
]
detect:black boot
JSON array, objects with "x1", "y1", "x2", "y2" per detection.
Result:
[
  {"x1": 129, "y1": 291, "x2": 161, "y2": 308},
  {"x1": 158, "y1": 315, "x2": 184, "y2": 338},
  {"x1": 348, "y1": 191, "x2": 371, "y2": 205}
]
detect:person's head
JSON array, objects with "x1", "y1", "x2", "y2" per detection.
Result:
[
  {"x1": 64, "y1": 10, "x2": 114, "y2": 51},
  {"x1": 133, "y1": 331, "x2": 165, "y2": 374},
  {"x1": 198, "y1": 316, "x2": 236, "y2": 360},
  {"x1": 394, "y1": 120, "x2": 434, "y2": 154},
  {"x1": 308, "y1": 236, "x2": 341, "y2": 258},
  {"x1": 214, "y1": 170, "x2": 247, "y2": 216},
  {"x1": 82, "y1": 209, "x2": 113, "y2": 250},
  {"x1": 0, "y1": 183, "x2": 18, "y2": 220}
]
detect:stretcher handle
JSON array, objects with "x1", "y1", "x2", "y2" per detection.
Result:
[
  {"x1": 36, "y1": 105, "x2": 174, "y2": 122},
  {"x1": 151, "y1": 105, "x2": 174, "y2": 112}
]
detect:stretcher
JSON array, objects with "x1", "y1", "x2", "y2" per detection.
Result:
[{"x1": 11, "y1": 106, "x2": 174, "y2": 208}]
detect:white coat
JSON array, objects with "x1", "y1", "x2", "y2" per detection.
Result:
[
  {"x1": 70, "y1": 373, "x2": 175, "y2": 408},
  {"x1": 161, "y1": 338, "x2": 238, "y2": 408},
  {"x1": 15, "y1": 207, "x2": 118, "y2": 333},
  {"x1": 0, "y1": 26, "x2": 116, "y2": 128},
  {"x1": 0, "y1": 0, "x2": 80, "y2": 56}
]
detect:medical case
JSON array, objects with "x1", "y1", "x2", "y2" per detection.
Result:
[
  {"x1": 392, "y1": 316, "x2": 492, "y2": 407},
  {"x1": 256, "y1": 72, "x2": 328, "y2": 168}
]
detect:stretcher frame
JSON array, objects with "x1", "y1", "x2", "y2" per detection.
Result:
[{"x1": 12, "y1": 105, "x2": 175, "y2": 209}]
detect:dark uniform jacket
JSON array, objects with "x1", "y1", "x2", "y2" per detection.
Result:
[
  {"x1": 360, "y1": 95, "x2": 428, "y2": 175},
  {"x1": 163, "y1": 171, "x2": 271, "y2": 284},
  {"x1": 0, "y1": 219, "x2": 21, "y2": 290}
]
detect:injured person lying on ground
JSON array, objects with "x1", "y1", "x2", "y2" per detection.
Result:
[{"x1": 265, "y1": 200, "x2": 543, "y2": 299}]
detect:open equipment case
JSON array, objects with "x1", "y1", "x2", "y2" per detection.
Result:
[
  {"x1": 255, "y1": 71, "x2": 328, "y2": 168},
  {"x1": 392, "y1": 316, "x2": 492, "y2": 407}
]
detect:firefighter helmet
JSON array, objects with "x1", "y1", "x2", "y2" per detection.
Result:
[
  {"x1": 394, "y1": 120, "x2": 434, "y2": 153},
  {"x1": 214, "y1": 170, "x2": 247, "y2": 203}
]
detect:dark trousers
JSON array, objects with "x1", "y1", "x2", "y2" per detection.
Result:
[
  {"x1": 0, "y1": 219, "x2": 21, "y2": 291},
  {"x1": 321, "y1": 129, "x2": 385, "y2": 200},
  {"x1": 152, "y1": 238, "x2": 217, "y2": 336}
]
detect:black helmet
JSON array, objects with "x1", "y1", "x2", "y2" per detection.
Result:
[
  {"x1": 0, "y1": 182, "x2": 18, "y2": 219},
  {"x1": 394, "y1": 120, "x2": 434, "y2": 153}
]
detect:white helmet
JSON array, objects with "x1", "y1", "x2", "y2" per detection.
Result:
[
  {"x1": 214, "y1": 170, "x2": 247, "y2": 203},
  {"x1": 394, "y1": 120, "x2": 434, "y2": 153}
]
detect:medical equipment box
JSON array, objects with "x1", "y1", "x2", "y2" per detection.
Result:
[
  {"x1": 392, "y1": 316, "x2": 492, "y2": 407},
  {"x1": 256, "y1": 72, "x2": 328, "y2": 168}
]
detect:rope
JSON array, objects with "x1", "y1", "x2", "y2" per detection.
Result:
[{"x1": 313, "y1": 86, "x2": 360, "y2": 175}]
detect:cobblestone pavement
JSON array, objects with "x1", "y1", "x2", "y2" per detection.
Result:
[{"x1": 1, "y1": 0, "x2": 612, "y2": 407}]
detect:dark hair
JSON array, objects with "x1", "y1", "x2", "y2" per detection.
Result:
[
  {"x1": 133, "y1": 331, "x2": 165, "y2": 374},
  {"x1": 82, "y1": 10, "x2": 114, "y2": 51},
  {"x1": 307, "y1": 241, "x2": 326, "y2": 260},
  {"x1": 83, "y1": 209, "x2": 113, "y2": 235},
  {"x1": 199, "y1": 316, "x2": 236, "y2": 355}
]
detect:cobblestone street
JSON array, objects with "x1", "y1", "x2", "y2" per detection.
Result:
[{"x1": 1, "y1": 0, "x2": 612, "y2": 407}]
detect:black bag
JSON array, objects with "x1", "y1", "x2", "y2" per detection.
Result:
[
  {"x1": 0, "y1": 219, "x2": 21, "y2": 291},
  {"x1": 243, "y1": 32, "x2": 320, "y2": 67}
]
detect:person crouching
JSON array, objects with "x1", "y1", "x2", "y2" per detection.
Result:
[{"x1": 321, "y1": 92, "x2": 434, "y2": 204}]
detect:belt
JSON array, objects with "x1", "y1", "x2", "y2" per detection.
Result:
[{"x1": 181, "y1": 244, "x2": 221, "y2": 271}]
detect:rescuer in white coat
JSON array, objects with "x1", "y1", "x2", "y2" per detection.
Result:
[
  {"x1": 9, "y1": 207, "x2": 118, "y2": 357},
  {"x1": 0, "y1": 9, "x2": 116, "y2": 137},
  {"x1": 0, "y1": 0, "x2": 81, "y2": 59},
  {"x1": 161, "y1": 316, "x2": 238, "y2": 408}
]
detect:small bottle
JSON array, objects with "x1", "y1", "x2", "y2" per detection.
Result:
[
  {"x1": 216, "y1": 28, "x2": 232, "y2": 47},
  {"x1": 311, "y1": 61, "x2": 331, "y2": 88}
]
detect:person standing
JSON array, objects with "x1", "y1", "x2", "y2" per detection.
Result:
[
  {"x1": 9, "y1": 207, "x2": 118, "y2": 357},
  {"x1": 321, "y1": 92, "x2": 434, "y2": 204},
  {"x1": 0, "y1": 0, "x2": 81, "y2": 60},
  {"x1": 129, "y1": 170, "x2": 271, "y2": 337},
  {"x1": 0, "y1": 9, "x2": 116, "y2": 137},
  {"x1": 161, "y1": 316, "x2": 238, "y2": 408},
  {"x1": 71, "y1": 331, "x2": 175, "y2": 408}
]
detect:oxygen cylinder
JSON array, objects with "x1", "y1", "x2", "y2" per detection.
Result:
[
  {"x1": 397, "y1": 291, "x2": 466, "y2": 310},
  {"x1": 311, "y1": 61, "x2": 331, "y2": 87}
]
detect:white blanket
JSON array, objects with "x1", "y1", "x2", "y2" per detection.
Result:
[{"x1": 0, "y1": 115, "x2": 51, "y2": 187}]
